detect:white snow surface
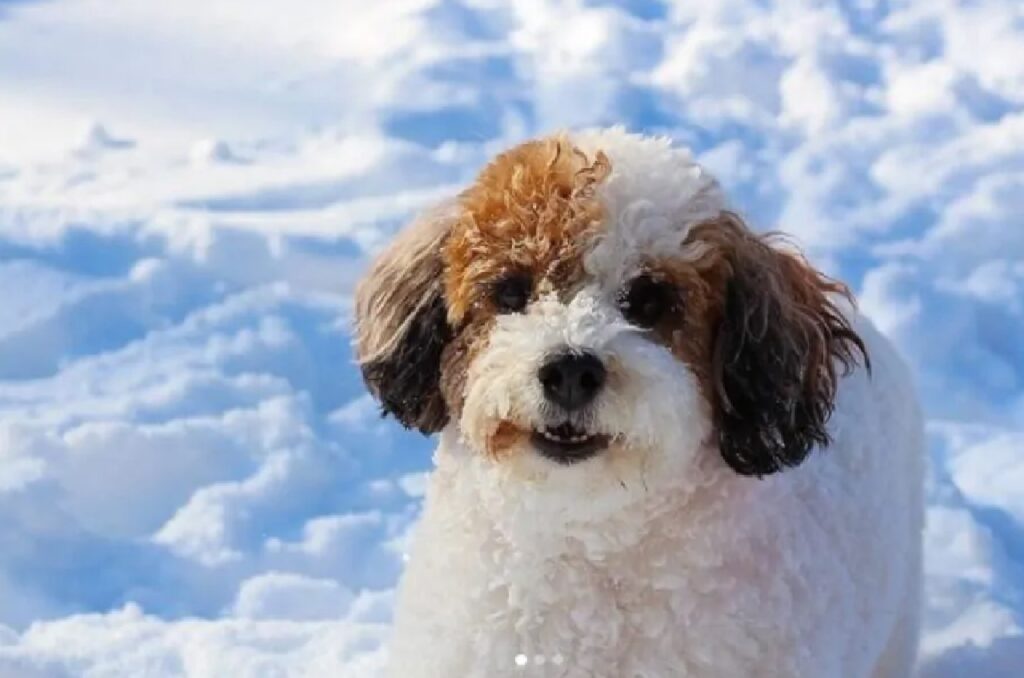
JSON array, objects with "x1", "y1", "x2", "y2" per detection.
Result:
[{"x1": 0, "y1": 0, "x2": 1021, "y2": 675}]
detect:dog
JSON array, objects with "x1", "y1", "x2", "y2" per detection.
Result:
[{"x1": 354, "y1": 128, "x2": 924, "y2": 678}]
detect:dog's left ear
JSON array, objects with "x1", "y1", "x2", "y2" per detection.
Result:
[
  {"x1": 354, "y1": 211, "x2": 453, "y2": 434},
  {"x1": 709, "y1": 214, "x2": 869, "y2": 477}
]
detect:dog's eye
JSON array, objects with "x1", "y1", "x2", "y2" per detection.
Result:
[
  {"x1": 619, "y1": 275, "x2": 675, "y2": 328},
  {"x1": 491, "y1": 273, "x2": 532, "y2": 314}
]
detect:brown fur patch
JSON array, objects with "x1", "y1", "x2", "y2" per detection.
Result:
[
  {"x1": 641, "y1": 256, "x2": 725, "y2": 404},
  {"x1": 487, "y1": 420, "x2": 528, "y2": 459},
  {"x1": 443, "y1": 136, "x2": 611, "y2": 325}
]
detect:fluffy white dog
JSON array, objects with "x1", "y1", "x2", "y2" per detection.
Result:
[{"x1": 355, "y1": 128, "x2": 924, "y2": 678}]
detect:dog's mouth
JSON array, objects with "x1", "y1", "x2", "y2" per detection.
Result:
[{"x1": 530, "y1": 422, "x2": 610, "y2": 464}]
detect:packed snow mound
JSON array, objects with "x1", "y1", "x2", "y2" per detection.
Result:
[{"x1": 0, "y1": 0, "x2": 1022, "y2": 675}]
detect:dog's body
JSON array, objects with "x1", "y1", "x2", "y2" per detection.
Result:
[{"x1": 356, "y1": 129, "x2": 924, "y2": 677}]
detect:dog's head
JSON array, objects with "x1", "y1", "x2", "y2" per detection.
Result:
[{"x1": 355, "y1": 129, "x2": 867, "y2": 506}]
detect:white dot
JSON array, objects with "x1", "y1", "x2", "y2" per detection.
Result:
[
  {"x1": 514, "y1": 654, "x2": 528, "y2": 667},
  {"x1": 552, "y1": 653, "x2": 565, "y2": 665}
]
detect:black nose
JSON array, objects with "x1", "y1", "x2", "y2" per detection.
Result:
[{"x1": 538, "y1": 351, "x2": 606, "y2": 411}]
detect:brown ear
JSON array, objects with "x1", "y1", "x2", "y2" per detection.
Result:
[
  {"x1": 354, "y1": 210, "x2": 453, "y2": 434},
  {"x1": 709, "y1": 214, "x2": 869, "y2": 477}
]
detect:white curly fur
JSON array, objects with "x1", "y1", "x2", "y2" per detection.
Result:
[{"x1": 385, "y1": 129, "x2": 925, "y2": 678}]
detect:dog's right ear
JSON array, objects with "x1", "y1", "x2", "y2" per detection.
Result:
[{"x1": 354, "y1": 211, "x2": 453, "y2": 434}]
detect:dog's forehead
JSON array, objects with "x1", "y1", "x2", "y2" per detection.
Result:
[{"x1": 442, "y1": 130, "x2": 725, "y2": 323}]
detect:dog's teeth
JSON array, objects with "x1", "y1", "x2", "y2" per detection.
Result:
[{"x1": 539, "y1": 428, "x2": 598, "y2": 445}]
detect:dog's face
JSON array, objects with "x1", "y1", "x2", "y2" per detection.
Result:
[{"x1": 356, "y1": 130, "x2": 867, "y2": 506}]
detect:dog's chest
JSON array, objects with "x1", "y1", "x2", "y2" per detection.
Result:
[
  {"x1": 390, "y1": 444, "x2": 899, "y2": 678},
  {"x1": 448, "y1": 502, "x2": 812, "y2": 677}
]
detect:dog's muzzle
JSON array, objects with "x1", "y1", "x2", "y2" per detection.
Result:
[{"x1": 532, "y1": 349, "x2": 609, "y2": 463}]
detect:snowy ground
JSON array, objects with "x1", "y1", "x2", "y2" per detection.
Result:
[{"x1": 0, "y1": 0, "x2": 1021, "y2": 676}]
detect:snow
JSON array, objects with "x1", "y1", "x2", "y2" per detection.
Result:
[{"x1": 0, "y1": 0, "x2": 1021, "y2": 675}]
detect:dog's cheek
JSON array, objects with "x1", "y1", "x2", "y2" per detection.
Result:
[
  {"x1": 457, "y1": 346, "x2": 522, "y2": 455},
  {"x1": 599, "y1": 337, "x2": 712, "y2": 458},
  {"x1": 456, "y1": 319, "x2": 551, "y2": 454}
]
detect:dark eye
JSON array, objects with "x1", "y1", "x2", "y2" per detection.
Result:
[
  {"x1": 618, "y1": 275, "x2": 676, "y2": 328},
  {"x1": 491, "y1": 273, "x2": 532, "y2": 313}
]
